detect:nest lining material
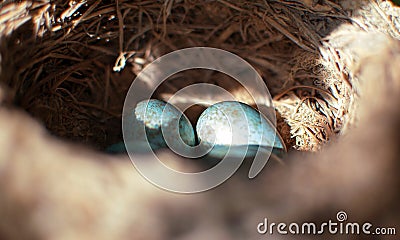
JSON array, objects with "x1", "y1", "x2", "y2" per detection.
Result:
[{"x1": 0, "y1": 0, "x2": 398, "y2": 152}]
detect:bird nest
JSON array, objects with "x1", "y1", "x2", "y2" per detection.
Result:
[
  {"x1": 0, "y1": 0, "x2": 399, "y2": 239},
  {"x1": 0, "y1": 0, "x2": 360, "y2": 151}
]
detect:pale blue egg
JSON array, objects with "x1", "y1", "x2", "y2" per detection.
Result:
[
  {"x1": 196, "y1": 101, "x2": 284, "y2": 158},
  {"x1": 110, "y1": 99, "x2": 195, "y2": 153}
]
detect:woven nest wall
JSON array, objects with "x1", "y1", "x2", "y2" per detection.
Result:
[{"x1": 0, "y1": 1, "x2": 399, "y2": 239}]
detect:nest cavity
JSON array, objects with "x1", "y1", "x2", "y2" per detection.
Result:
[{"x1": 1, "y1": 0, "x2": 386, "y2": 151}]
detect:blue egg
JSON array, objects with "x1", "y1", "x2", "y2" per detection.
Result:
[
  {"x1": 120, "y1": 99, "x2": 195, "y2": 153},
  {"x1": 196, "y1": 101, "x2": 285, "y2": 158}
]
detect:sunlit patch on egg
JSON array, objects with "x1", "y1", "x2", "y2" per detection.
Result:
[{"x1": 196, "y1": 101, "x2": 285, "y2": 158}]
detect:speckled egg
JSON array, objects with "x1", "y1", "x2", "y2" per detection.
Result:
[
  {"x1": 124, "y1": 99, "x2": 196, "y2": 152},
  {"x1": 196, "y1": 101, "x2": 284, "y2": 158}
]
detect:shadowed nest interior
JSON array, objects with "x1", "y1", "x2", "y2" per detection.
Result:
[{"x1": 0, "y1": 0, "x2": 373, "y2": 152}]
